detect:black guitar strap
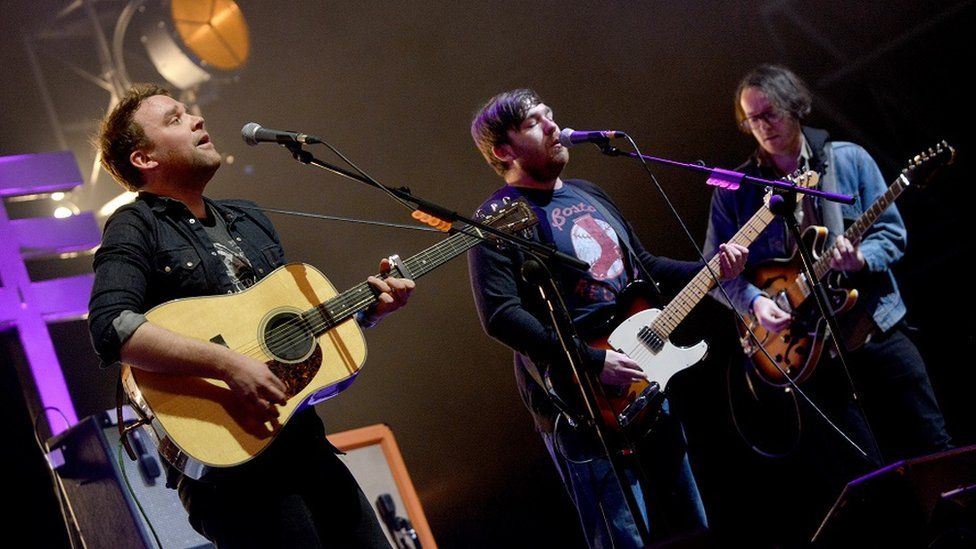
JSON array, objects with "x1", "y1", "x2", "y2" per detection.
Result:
[
  {"x1": 819, "y1": 142, "x2": 845, "y2": 238},
  {"x1": 116, "y1": 372, "x2": 137, "y2": 461},
  {"x1": 488, "y1": 180, "x2": 643, "y2": 281}
]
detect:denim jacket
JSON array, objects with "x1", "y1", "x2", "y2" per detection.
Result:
[
  {"x1": 88, "y1": 192, "x2": 286, "y2": 367},
  {"x1": 703, "y1": 126, "x2": 907, "y2": 333}
]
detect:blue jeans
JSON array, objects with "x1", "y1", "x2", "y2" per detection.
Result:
[{"x1": 542, "y1": 402, "x2": 707, "y2": 548}]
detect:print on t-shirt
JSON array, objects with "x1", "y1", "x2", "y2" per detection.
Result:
[
  {"x1": 545, "y1": 191, "x2": 628, "y2": 308},
  {"x1": 214, "y1": 240, "x2": 256, "y2": 291},
  {"x1": 571, "y1": 214, "x2": 624, "y2": 281}
]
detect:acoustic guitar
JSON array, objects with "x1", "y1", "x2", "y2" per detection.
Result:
[{"x1": 122, "y1": 198, "x2": 537, "y2": 478}]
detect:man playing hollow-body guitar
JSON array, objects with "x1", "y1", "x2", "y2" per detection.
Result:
[{"x1": 704, "y1": 64, "x2": 951, "y2": 536}]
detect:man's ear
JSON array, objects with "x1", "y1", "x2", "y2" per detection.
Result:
[
  {"x1": 491, "y1": 143, "x2": 515, "y2": 164},
  {"x1": 129, "y1": 148, "x2": 157, "y2": 171}
]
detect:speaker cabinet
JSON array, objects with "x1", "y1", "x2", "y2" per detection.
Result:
[
  {"x1": 812, "y1": 444, "x2": 976, "y2": 546},
  {"x1": 46, "y1": 413, "x2": 434, "y2": 548},
  {"x1": 45, "y1": 411, "x2": 212, "y2": 549},
  {"x1": 329, "y1": 423, "x2": 437, "y2": 548}
]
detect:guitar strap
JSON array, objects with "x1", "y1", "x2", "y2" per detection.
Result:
[
  {"x1": 115, "y1": 373, "x2": 137, "y2": 461},
  {"x1": 115, "y1": 371, "x2": 153, "y2": 463},
  {"x1": 819, "y1": 142, "x2": 845, "y2": 237},
  {"x1": 476, "y1": 186, "x2": 553, "y2": 394},
  {"x1": 489, "y1": 180, "x2": 643, "y2": 282}
]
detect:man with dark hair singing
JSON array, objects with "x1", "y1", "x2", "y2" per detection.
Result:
[
  {"x1": 467, "y1": 88, "x2": 749, "y2": 547},
  {"x1": 89, "y1": 84, "x2": 413, "y2": 547}
]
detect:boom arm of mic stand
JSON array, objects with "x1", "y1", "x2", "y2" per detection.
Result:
[
  {"x1": 282, "y1": 143, "x2": 589, "y2": 271},
  {"x1": 599, "y1": 145, "x2": 855, "y2": 205}
]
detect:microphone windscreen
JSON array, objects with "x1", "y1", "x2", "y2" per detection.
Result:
[
  {"x1": 558, "y1": 127, "x2": 576, "y2": 148},
  {"x1": 241, "y1": 122, "x2": 262, "y2": 146}
]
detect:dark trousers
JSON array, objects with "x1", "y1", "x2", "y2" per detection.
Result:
[
  {"x1": 781, "y1": 323, "x2": 951, "y2": 541},
  {"x1": 177, "y1": 426, "x2": 389, "y2": 549},
  {"x1": 849, "y1": 324, "x2": 951, "y2": 461}
]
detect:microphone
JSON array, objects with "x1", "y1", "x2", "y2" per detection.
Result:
[
  {"x1": 241, "y1": 122, "x2": 322, "y2": 146},
  {"x1": 558, "y1": 128, "x2": 627, "y2": 147}
]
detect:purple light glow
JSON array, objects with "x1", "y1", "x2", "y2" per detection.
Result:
[
  {"x1": 1, "y1": 151, "x2": 90, "y2": 436},
  {"x1": 0, "y1": 151, "x2": 83, "y2": 196}
]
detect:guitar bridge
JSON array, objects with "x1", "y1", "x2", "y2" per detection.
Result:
[{"x1": 617, "y1": 381, "x2": 662, "y2": 428}]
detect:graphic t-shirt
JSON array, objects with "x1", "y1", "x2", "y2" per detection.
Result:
[
  {"x1": 202, "y1": 206, "x2": 257, "y2": 291},
  {"x1": 512, "y1": 184, "x2": 631, "y2": 322}
]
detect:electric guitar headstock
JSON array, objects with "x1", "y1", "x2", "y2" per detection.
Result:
[{"x1": 903, "y1": 140, "x2": 956, "y2": 189}]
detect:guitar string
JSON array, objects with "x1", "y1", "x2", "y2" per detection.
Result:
[
  {"x1": 231, "y1": 237, "x2": 473, "y2": 358},
  {"x1": 748, "y1": 145, "x2": 948, "y2": 386},
  {"x1": 775, "y1": 175, "x2": 905, "y2": 307},
  {"x1": 617, "y1": 172, "x2": 815, "y2": 371},
  {"x1": 239, "y1": 213, "x2": 529, "y2": 360},
  {"x1": 217, "y1": 202, "x2": 517, "y2": 363},
  {"x1": 244, "y1": 199, "x2": 538, "y2": 361},
  {"x1": 225, "y1": 230, "x2": 484, "y2": 360},
  {"x1": 744, "y1": 178, "x2": 898, "y2": 390},
  {"x1": 622, "y1": 207, "x2": 775, "y2": 366}
]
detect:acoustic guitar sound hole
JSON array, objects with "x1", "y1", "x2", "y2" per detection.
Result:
[{"x1": 263, "y1": 312, "x2": 314, "y2": 362}]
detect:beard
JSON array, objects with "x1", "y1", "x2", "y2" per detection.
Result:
[{"x1": 521, "y1": 148, "x2": 569, "y2": 182}]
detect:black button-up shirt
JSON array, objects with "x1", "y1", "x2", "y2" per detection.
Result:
[{"x1": 88, "y1": 192, "x2": 286, "y2": 367}]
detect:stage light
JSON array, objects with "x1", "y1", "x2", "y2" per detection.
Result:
[
  {"x1": 53, "y1": 201, "x2": 80, "y2": 219},
  {"x1": 142, "y1": 0, "x2": 250, "y2": 90}
]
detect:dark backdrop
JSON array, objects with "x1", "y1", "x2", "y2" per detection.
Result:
[{"x1": 2, "y1": 1, "x2": 973, "y2": 546}]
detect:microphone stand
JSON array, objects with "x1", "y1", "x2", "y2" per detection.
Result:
[
  {"x1": 767, "y1": 192, "x2": 881, "y2": 466},
  {"x1": 598, "y1": 144, "x2": 855, "y2": 205},
  {"x1": 522, "y1": 257, "x2": 653, "y2": 545},
  {"x1": 282, "y1": 143, "x2": 588, "y2": 272},
  {"x1": 280, "y1": 142, "x2": 652, "y2": 545}
]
